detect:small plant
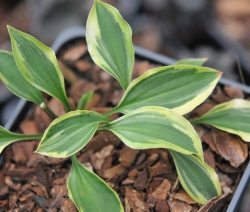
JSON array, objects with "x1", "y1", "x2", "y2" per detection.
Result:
[{"x1": 0, "y1": 0, "x2": 250, "y2": 211}]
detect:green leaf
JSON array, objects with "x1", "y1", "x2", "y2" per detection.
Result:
[
  {"x1": 67, "y1": 155, "x2": 124, "y2": 212},
  {"x1": 106, "y1": 65, "x2": 221, "y2": 116},
  {"x1": 176, "y1": 58, "x2": 208, "y2": 66},
  {"x1": 86, "y1": 0, "x2": 134, "y2": 90},
  {"x1": 77, "y1": 91, "x2": 94, "y2": 110},
  {"x1": 106, "y1": 106, "x2": 203, "y2": 159},
  {"x1": 191, "y1": 99, "x2": 250, "y2": 141},
  {"x1": 0, "y1": 126, "x2": 42, "y2": 154},
  {"x1": 36, "y1": 110, "x2": 111, "y2": 157},
  {"x1": 0, "y1": 51, "x2": 44, "y2": 104},
  {"x1": 170, "y1": 150, "x2": 221, "y2": 205},
  {"x1": 8, "y1": 26, "x2": 71, "y2": 112}
]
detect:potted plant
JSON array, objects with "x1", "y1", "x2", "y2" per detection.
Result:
[{"x1": 0, "y1": 1, "x2": 249, "y2": 211}]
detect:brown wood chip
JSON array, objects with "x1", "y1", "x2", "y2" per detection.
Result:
[
  {"x1": 167, "y1": 199, "x2": 193, "y2": 212},
  {"x1": 198, "y1": 192, "x2": 230, "y2": 212},
  {"x1": 134, "y1": 169, "x2": 149, "y2": 190},
  {"x1": 119, "y1": 146, "x2": 139, "y2": 168},
  {"x1": 173, "y1": 191, "x2": 196, "y2": 205},
  {"x1": 125, "y1": 187, "x2": 150, "y2": 212},
  {"x1": 213, "y1": 130, "x2": 248, "y2": 167},
  {"x1": 224, "y1": 85, "x2": 244, "y2": 99}
]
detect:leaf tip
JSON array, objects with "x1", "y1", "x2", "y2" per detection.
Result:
[{"x1": 216, "y1": 71, "x2": 223, "y2": 77}]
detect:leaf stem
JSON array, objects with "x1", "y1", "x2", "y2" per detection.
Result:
[
  {"x1": 40, "y1": 102, "x2": 58, "y2": 120},
  {"x1": 17, "y1": 134, "x2": 43, "y2": 140},
  {"x1": 96, "y1": 125, "x2": 109, "y2": 132}
]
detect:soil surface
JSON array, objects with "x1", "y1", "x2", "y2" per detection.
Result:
[{"x1": 0, "y1": 38, "x2": 249, "y2": 212}]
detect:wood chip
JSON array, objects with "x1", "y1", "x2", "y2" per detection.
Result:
[
  {"x1": 119, "y1": 146, "x2": 139, "y2": 168},
  {"x1": 61, "y1": 40, "x2": 87, "y2": 62},
  {"x1": 204, "y1": 149, "x2": 216, "y2": 169},
  {"x1": 173, "y1": 191, "x2": 196, "y2": 204},
  {"x1": 167, "y1": 199, "x2": 192, "y2": 212},
  {"x1": 224, "y1": 85, "x2": 244, "y2": 99},
  {"x1": 198, "y1": 192, "x2": 230, "y2": 212},
  {"x1": 134, "y1": 169, "x2": 148, "y2": 190},
  {"x1": 5, "y1": 176, "x2": 21, "y2": 191},
  {"x1": 213, "y1": 130, "x2": 248, "y2": 167},
  {"x1": 125, "y1": 187, "x2": 150, "y2": 212},
  {"x1": 20, "y1": 120, "x2": 40, "y2": 135},
  {"x1": 103, "y1": 164, "x2": 126, "y2": 179},
  {"x1": 61, "y1": 198, "x2": 78, "y2": 212},
  {"x1": 155, "y1": 199, "x2": 170, "y2": 212}
]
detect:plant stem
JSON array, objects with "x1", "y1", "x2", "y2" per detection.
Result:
[
  {"x1": 17, "y1": 134, "x2": 43, "y2": 140},
  {"x1": 40, "y1": 102, "x2": 58, "y2": 120},
  {"x1": 96, "y1": 125, "x2": 109, "y2": 132}
]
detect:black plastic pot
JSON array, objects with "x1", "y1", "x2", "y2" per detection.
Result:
[{"x1": 1, "y1": 26, "x2": 250, "y2": 212}]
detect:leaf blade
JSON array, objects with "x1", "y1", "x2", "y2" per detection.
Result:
[
  {"x1": 107, "y1": 106, "x2": 203, "y2": 159},
  {"x1": 86, "y1": 1, "x2": 134, "y2": 90},
  {"x1": 191, "y1": 99, "x2": 250, "y2": 141},
  {"x1": 8, "y1": 26, "x2": 71, "y2": 112},
  {"x1": 0, "y1": 51, "x2": 44, "y2": 104},
  {"x1": 170, "y1": 150, "x2": 221, "y2": 205},
  {"x1": 108, "y1": 65, "x2": 221, "y2": 115},
  {"x1": 0, "y1": 126, "x2": 42, "y2": 153},
  {"x1": 36, "y1": 110, "x2": 111, "y2": 157},
  {"x1": 67, "y1": 155, "x2": 124, "y2": 212},
  {"x1": 176, "y1": 58, "x2": 208, "y2": 66}
]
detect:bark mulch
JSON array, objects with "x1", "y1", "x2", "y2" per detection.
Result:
[{"x1": 0, "y1": 38, "x2": 249, "y2": 212}]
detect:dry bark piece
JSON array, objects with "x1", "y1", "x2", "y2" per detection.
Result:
[
  {"x1": 90, "y1": 145, "x2": 113, "y2": 170},
  {"x1": 224, "y1": 85, "x2": 244, "y2": 99},
  {"x1": 212, "y1": 130, "x2": 248, "y2": 167},
  {"x1": 119, "y1": 146, "x2": 139, "y2": 168},
  {"x1": 198, "y1": 192, "x2": 230, "y2": 212},
  {"x1": 136, "y1": 153, "x2": 158, "y2": 170},
  {"x1": 134, "y1": 169, "x2": 148, "y2": 190},
  {"x1": 85, "y1": 131, "x2": 121, "y2": 152},
  {"x1": 155, "y1": 199, "x2": 170, "y2": 212},
  {"x1": 148, "y1": 179, "x2": 171, "y2": 207},
  {"x1": 5, "y1": 176, "x2": 21, "y2": 191},
  {"x1": 203, "y1": 149, "x2": 216, "y2": 169},
  {"x1": 103, "y1": 164, "x2": 126, "y2": 179},
  {"x1": 148, "y1": 161, "x2": 175, "y2": 180},
  {"x1": 0, "y1": 200, "x2": 8, "y2": 210},
  {"x1": 61, "y1": 198, "x2": 78, "y2": 212},
  {"x1": 0, "y1": 185, "x2": 9, "y2": 199},
  {"x1": 167, "y1": 199, "x2": 193, "y2": 212},
  {"x1": 11, "y1": 141, "x2": 37, "y2": 164},
  {"x1": 61, "y1": 40, "x2": 87, "y2": 63},
  {"x1": 74, "y1": 60, "x2": 92, "y2": 73},
  {"x1": 173, "y1": 191, "x2": 196, "y2": 205},
  {"x1": 125, "y1": 187, "x2": 150, "y2": 212},
  {"x1": 192, "y1": 102, "x2": 216, "y2": 117},
  {"x1": 128, "y1": 169, "x2": 139, "y2": 179},
  {"x1": 20, "y1": 120, "x2": 40, "y2": 135},
  {"x1": 202, "y1": 132, "x2": 219, "y2": 155},
  {"x1": 212, "y1": 86, "x2": 230, "y2": 103}
]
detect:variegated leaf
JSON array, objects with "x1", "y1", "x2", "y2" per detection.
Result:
[
  {"x1": 0, "y1": 126, "x2": 42, "y2": 153},
  {"x1": 176, "y1": 58, "x2": 208, "y2": 66},
  {"x1": 67, "y1": 155, "x2": 124, "y2": 212},
  {"x1": 8, "y1": 26, "x2": 71, "y2": 112},
  {"x1": 36, "y1": 111, "x2": 111, "y2": 157},
  {"x1": 0, "y1": 51, "x2": 44, "y2": 105},
  {"x1": 105, "y1": 65, "x2": 221, "y2": 116},
  {"x1": 170, "y1": 150, "x2": 221, "y2": 205},
  {"x1": 105, "y1": 106, "x2": 203, "y2": 159},
  {"x1": 191, "y1": 99, "x2": 250, "y2": 141},
  {"x1": 86, "y1": 0, "x2": 134, "y2": 90},
  {"x1": 77, "y1": 91, "x2": 94, "y2": 110}
]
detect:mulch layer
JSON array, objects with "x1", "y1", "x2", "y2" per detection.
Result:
[{"x1": 0, "y1": 38, "x2": 249, "y2": 212}]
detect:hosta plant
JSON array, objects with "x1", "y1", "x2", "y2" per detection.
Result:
[{"x1": 1, "y1": 0, "x2": 250, "y2": 211}]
